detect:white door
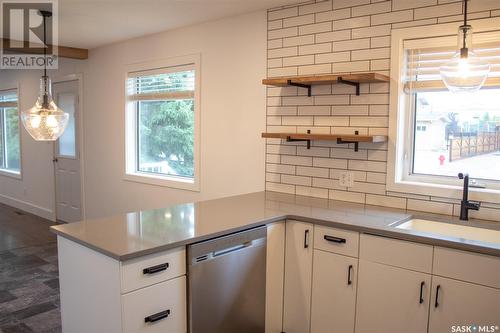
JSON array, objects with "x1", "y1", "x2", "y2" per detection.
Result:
[
  {"x1": 53, "y1": 79, "x2": 82, "y2": 223},
  {"x1": 429, "y1": 276, "x2": 500, "y2": 333},
  {"x1": 310, "y1": 250, "x2": 358, "y2": 333},
  {"x1": 282, "y1": 220, "x2": 313, "y2": 333},
  {"x1": 355, "y1": 259, "x2": 431, "y2": 333}
]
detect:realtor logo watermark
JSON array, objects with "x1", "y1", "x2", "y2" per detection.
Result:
[{"x1": 1, "y1": 0, "x2": 58, "y2": 69}]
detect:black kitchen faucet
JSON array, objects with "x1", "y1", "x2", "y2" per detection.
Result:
[{"x1": 458, "y1": 173, "x2": 481, "y2": 221}]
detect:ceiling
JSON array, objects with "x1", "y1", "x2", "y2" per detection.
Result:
[{"x1": 57, "y1": 0, "x2": 305, "y2": 49}]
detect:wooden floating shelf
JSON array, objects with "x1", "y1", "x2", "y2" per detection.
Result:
[
  {"x1": 262, "y1": 72, "x2": 390, "y2": 96},
  {"x1": 262, "y1": 132, "x2": 387, "y2": 152}
]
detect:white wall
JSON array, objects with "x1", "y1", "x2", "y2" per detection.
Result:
[{"x1": 0, "y1": 10, "x2": 267, "y2": 220}]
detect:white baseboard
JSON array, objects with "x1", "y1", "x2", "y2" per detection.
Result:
[{"x1": 0, "y1": 193, "x2": 55, "y2": 221}]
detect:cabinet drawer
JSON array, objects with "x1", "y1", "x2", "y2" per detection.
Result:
[
  {"x1": 433, "y1": 247, "x2": 500, "y2": 288},
  {"x1": 121, "y1": 247, "x2": 186, "y2": 293},
  {"x1": 122, "y1": 276, "x2": 187, "y2": 333},
  {"x1": 314, "y1": 225, "x2": 359, "y2": 257},
  {"x1": 359, "y1": 234, "x2": 433, "y2": 273}
]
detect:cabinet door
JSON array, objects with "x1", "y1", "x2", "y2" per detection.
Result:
[
  {"x1": 266, "y1": 222, "x2": 286, "y2": 333},
  {"x1": 355, "y1": 260, "x2": 431, "y2": 333},
  {"x1": 310, "y1": 250, "x2": 358, "y2": 333},
  {"x1": 283, "y1": 220, "x2": 313, "y2": 333},
  {"x1": 429, "y1": 276, "x2": 500, "y2": 333}
]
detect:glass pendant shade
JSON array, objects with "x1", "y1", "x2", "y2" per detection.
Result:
[
  {"x1": 21, "y1": 76, "x2": 69, "y2": 141},
  {"x1": 440, "y1": 25, "x2": 490, "y2": 93}
]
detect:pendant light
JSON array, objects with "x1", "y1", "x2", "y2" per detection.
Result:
[
  {"x1": 440, "y1": 0, "x2": 490, "y2": 93},
  {"x1": 21, "y1": 10, "x2": 68, "y2": 141}
]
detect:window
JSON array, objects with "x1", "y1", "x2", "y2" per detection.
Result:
[
  {"x1": 125, "y1": 56, "x2": 200, "y2": 191},
  {"x1": 0, "y1": 89, "x2": 20, "y2": 175},
  {"x1": 388, "y1": 23, "x2": 500, "y2": 201}
]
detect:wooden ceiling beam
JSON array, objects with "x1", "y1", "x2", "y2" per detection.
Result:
[{"x1": 1, "y1": 39, "x2": 88, "y2": 60}]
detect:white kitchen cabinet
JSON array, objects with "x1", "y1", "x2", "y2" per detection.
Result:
[
  {"x1": 282, "y1": 220, "x2": 314, "y2": 333},
  {"x1": 58, "y1": 236, "x2": 187, "y2": 333},
  {"x1": 310, "y1": 250, "x2": 358, "y2": 333},
  {"x1": 355, "y1": 259, "x2": 431, "y2": 333},
  {"x1": 429, "y1": 276, "x2": 500, "y2": 333}
]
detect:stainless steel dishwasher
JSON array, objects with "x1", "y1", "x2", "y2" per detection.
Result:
[{"x1": 187, "y1": 226, "x2": 267, "y2": 333}]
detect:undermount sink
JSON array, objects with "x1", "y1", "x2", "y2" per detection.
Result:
[{"x1": 395, "y1": 219, "x2": 500, "y2": 245}]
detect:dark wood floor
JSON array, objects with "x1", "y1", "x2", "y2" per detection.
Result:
[{"x1": 0, "y1": 203, "x2": 61, "y2": 333}]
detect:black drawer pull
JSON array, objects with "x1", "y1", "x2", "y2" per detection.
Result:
[
  {"x1": 143, "y1": 263, "x2": 169, "y2": 275},
  {"x1": 419, "y1": 281, "x2": 425, "y2": 304},
  {"x1": 145, "y1": 309, "x2": 170, "y2": 323},
  {"x1": 347, "y1": 265, "x2": 353, "y2": 285},
  {"x1": 435, "y1": 285, "x2": 441, "y2": 308},
  {"x1": 324, "y1": 235, "x2": 346, "y2": 244},
  {"x1": 304, "y1": 229, "x2": 310, "y2": 249}
]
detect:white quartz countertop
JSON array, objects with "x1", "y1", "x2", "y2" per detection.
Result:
[{"x1": 50, "y1": 191, "x2": 500, "y2": 260}]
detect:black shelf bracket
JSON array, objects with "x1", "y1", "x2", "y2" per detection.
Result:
[
  {"x1": 337, "y1": 77, "x2": 360, "y2": 95},
  {"x1": 286, "y1": 130, "x2": 311, "y2": 149},
  {"x1": 337, "y1": 130, "x2": 360, "y2": 152},
  {"x1": 287, "y1": 80, "x2": 312, "y2": 97}
]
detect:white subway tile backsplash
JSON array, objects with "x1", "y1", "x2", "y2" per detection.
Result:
[
  {"x1": 333, "y1": 38, "x2": 370, "y2": 51},
  {"x1": 283, "y1": 35, "x2": 315, "y2": 47},
  {"x1": 299, "y1": 42, "x2": 332, "y2": 55},
  {"x1": 283, "y1": 14, "x2": 315, "y2": 27},
  {"x1": 332, "y1": 0, "x2": 370, "y2": 10},
  {"x1": 268, "y1": 27, "x2": 298, "y2": 40},
  {"x1": 298, "y1": 105, "x2": 331, "y2": 115},
  {"x1": 316, "y1": 8, "x2": 351, "y2": 22},
  {"x1": 298, "y1": 63, "x2": 332, "y2": 75},
  {"x1": 299, "y1": 1, "x2": 333, "y2": 15},
  {"x1": 316, "y1": 29, "x2": 351, "y2": 43},
  {"x1": 371, "y1": 10, "x2": 413, "y2": 25},
  {"x1": 299, "y1": 21, "x2": 333, "y2": 35},
  {"x1": 392, "y1": 0, "x2": 437, "y2": 11},
  {"x1": 329, "y1": 190, "x2": 366, "y2": 203},
  {"x1": 265, "y1": 0, "x2": 500, "y2": 221},
  {"x1": 268, "y1": 7, "x2": 299, "y2": 20},
  {"x1": 414, "y1": 2, "x2": 462, "y2": 20},
  {"x1": 352, "y1": 1, "x2": 391, "y2": 17},
  {"x1": 283, "y1": 55, "x2": 315, "y2": 66},
  {"x1": 315, "y1": 51, "x2": 351, "y2": 64},
  {"x1": 333, "y1": 16, "x2": 371, "y2": 30},
  {"x1": 332, "y1": 60, "x2": 370, "y2": 72}
]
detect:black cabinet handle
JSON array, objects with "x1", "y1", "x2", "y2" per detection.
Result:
[
  {"x1": 145, "y1": 309, "x2": 170, "y2": 323},
  {"x1": 419, "y1": 281, "x2": 425, "y2": 304},
  {"x1": 324, "y1": 235, "x2": 346, "y2": 244},
  {"x1": 435, "y1": 285, "x2": 441, "y2": 308},
  {"x1": 304, "y1": 229, "x2": 310, "y2": 249},
  {"x1": 143, "y1": 263, "x2": 169, "y2": 275},
  {"x1": 347, "y1": 265, "x2": 353, "y2": 285}
]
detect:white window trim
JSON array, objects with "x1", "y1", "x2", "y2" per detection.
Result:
[
  {"x1": 388, "y1": 17, "x2": 500, "y2": 203},
  {"x1": 123, "y1": 54, "x2": 201, "y2": 192},
  {"x1": 0, "y1": 84, "x2": 22, "y2": 179}
]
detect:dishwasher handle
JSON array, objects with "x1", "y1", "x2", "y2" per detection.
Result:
[{"x1": 213, "y1": 242, "x2": 250, "y2": 257}]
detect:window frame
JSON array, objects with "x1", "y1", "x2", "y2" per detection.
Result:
[
  {"x1": 0, "y1": 86, "x2": 21, "y2": 179},
  {"x1": 124, "y1": 54, "x2": 201, "y2": 191},
  {"x1": 388, "y1": 18, "x2": 500, "y2": 203}
]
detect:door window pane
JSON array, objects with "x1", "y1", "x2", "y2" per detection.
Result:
[{"x1": 57, "y1": 93, "x2": 76, "y2": 157}]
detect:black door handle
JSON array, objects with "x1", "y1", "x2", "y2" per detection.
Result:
[
  {"x1": 347, "y1": 265, "x2": 353, "y2": 285},
  {"x1": 419, "y1": 281, "x2": 425, "y2": 304},
  {"x1": 304, "y1": 229, "x2": 310, "y2": 249},
  {"x1": 435, "y1": 285, "x2": 441, "y2": 308},
  {"x1": 324, "y1": 235, "x2": 346, "y2": 244},
  {"x1": 143, "y1": 263, "x2": 169, "y2": 275},
  {"x1": 145, "y1": 309, "x2": 170, "y2": 323}
]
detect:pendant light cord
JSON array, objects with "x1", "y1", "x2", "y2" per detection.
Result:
[
  {"x1": 461, "y1": 0, "x2": 468, "y2": 54},
  {"x1": 463, "y1": 0, "x2": 468, "y2": 27},
  {"x1": 43, "y1": 13, "x2": 47, "y2": 78}
]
